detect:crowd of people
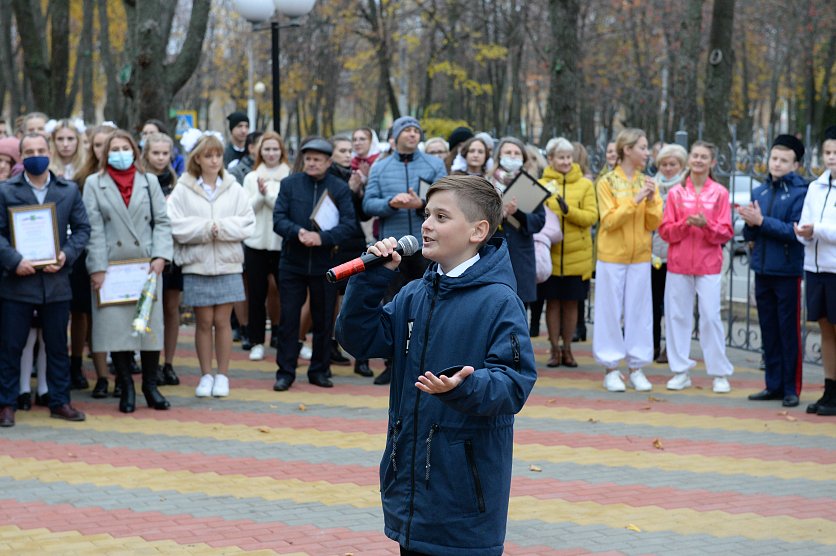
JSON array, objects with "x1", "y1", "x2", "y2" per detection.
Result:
[{"x1": 0, "y1": 109, "x2": 835, "y2": 430}]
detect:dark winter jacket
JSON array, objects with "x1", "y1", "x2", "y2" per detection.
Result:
[
  {"x1": 0, "y1": 172, "x2": 90, "y2": 304},
  {"x1": 363, "y1": 150, "x2": 446, "y2": 242},
  {"x1": 336, "y1": 236, "x2": 537, "y2": 556},
  {"x1": 272, "y1": 171, "x2": 357, "y2": 275},
  {"x1": 743, "y1": 171, "x2": 807, "y2": 277}
]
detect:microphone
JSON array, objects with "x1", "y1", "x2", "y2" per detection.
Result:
[{"x1": 326, "y1": 235, "x2": 420, "y2": 283}]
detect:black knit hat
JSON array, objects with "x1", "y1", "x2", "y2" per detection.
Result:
[
  {"x1": 824, "y1": 125, "x2": 836, "y2": 142},
  {"x1": 447, "y1": 127, "x2": 473, "y2": 152},
  {"x1": 227, "y1": 112, "x2": 248, "y2": 132},
  {"x1": 771, "y1": 134, "x2": 804, "y2": 163}
]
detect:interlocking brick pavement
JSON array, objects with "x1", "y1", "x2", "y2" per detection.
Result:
[{"x1": 1, "y1": 325, "x2": 835, "y2": 554}]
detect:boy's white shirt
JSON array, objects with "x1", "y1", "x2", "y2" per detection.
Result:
[{"x1": 437, "y1": 253, "x2": 480, "y2": 277}]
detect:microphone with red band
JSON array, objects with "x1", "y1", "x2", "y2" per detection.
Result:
[{"x1": 326, "y1": 235, "x2": 419, "y2": 283}]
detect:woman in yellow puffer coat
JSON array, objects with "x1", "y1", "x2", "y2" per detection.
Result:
[{"x1": 538, "y1": 137, "x2": 598, "y2": 368}]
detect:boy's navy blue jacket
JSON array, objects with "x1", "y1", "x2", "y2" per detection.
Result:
[
  {"x1": 272, "y1": 171, "x2": 358, "y2": 275},
  {"x1": 743, "y1": 172, "x2": 807, "y2": 277},
  {"x1": 0, "y1": 172, "x2": 90, "y2": 304},
  {"x1": 336, "y1": 237, "x2": 537, "y2": 556}
]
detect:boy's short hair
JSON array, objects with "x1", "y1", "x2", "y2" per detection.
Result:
[
  {"x1": 426, "y1": 175, "x2": 503, "y2": 240},
  {"x1": 771, "y1": 134, "x2": 804, "y2": 163}
]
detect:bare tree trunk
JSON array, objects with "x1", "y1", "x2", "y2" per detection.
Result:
[
  {"x1": 11, "y1": 0, "x2": 51, "y2": 112},
  {"x1": 49, "y1": 0, "x2": 69, "y2": 116},
  {"x1": 543, "y1": 0, "x2": 580, "y2": 137},
  {"x1": 80, "y1": 0, "x2": 95, "y2": 122},
  {"x1": 124, "y1": 0, "x2": 211, "y2": 130},
  {"x1": 98, "y1": 0, "x2": 123, "y2": 124},
  {"x1": 672, "y1": 0, "x2": 703, "y2": 135},
  {"x1": 703, "y1": 0, "x2": 735, "y2": 147},
  {"x1": 0, "y1": 0, "x2": 21, "y2": 118},
  {"x1": 813, "y1": 29, "x2": 836, "y2": 139}
]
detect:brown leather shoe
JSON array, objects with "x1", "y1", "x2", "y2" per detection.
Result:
[
  {"x1": 49, "y1": 403, "x2": 86, "y2": 422},
  {"x1": 546, "y1": 347, "x2": 561, "y2": 368},
  {"x1": 0, "y1": 405, "x2": 14, "y2": 427}
]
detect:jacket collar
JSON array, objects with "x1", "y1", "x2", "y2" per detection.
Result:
[{"x1": 179, "y1": 172, "x2": 238, "y2": 199}]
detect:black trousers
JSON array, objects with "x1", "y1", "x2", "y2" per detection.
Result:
[
  {"x1": 245, "y1": 246, "x2": 280, "y2": 345},
  {"x1": 651, "y1": 263, "x2": 667, "y2": 351},
  {"x1": 0, "y1": 300, "x2": 71, "y2": 409},
  {"x1": 756, "y1": 274, "x2": 803, "y2": 396},
  {"x1": 275, "y1": 270, "x2": 336, "y2": 382}
]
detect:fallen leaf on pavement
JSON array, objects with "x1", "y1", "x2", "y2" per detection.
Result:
[
  {"x1": 546, "y1": 399, "x2": 556, "y2": 405},
  {"x1": 777, "y1": 411, "x2": 788, "y2": 416},
  {"x1": 648, "y1": 395, "x2": 667, "y2": 402},
  {"x1": 529, "y1": 464, "x2": 542, "y2": 472},
  {"x1": 257, "y1": 427, "x2": 270, "y2": 433},
  {"x1": 298, "y1": 404, "x2": 307, "y2": 411},
  {"x1": 587, "y1": 418, "x2": 599, "y2": 423},
  {"x1": 652, "y1": 438, "x2": 664, "y2": 450},
  {"x1": 640, "y1": 406, "x2": 652, "y2": 411},
  {"x1": 785, "y1": 415, "x2": 797, "y2": 422},
  {"x1": 625, "y1": 524, "x2": 642, "y2": 532}
]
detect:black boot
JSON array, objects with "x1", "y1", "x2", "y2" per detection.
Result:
[
  {"x1": 70, "y1": 356, "x2": 89, "y2": 390},
  {"x1": 374, "y1": 361, "x2": 392, "y2": 385},
  {"x1": 330, "y1": 339, "x2": 350, "y2": 366},
  {"x1": 354, "y1": 359, "x2": 373, "y2": 377},
  {"x1": 113, "y1": 352, "x2": 135, "y2": 413},
  {"x1": 240, "y1": 325, "x2": 252, "y2": 351},
  {"x1": 91, "y1": 377, "x2": 109, "y2": 398},
  {"x1": 270, "y1": 325, "x2": 279, "y2": 348},
  {"x1": 141, "y1": 352, "x2": 170, "y2": 410},
  {"x1": 161, "y1": 363, "x2": 180, "y2": 385},
  {"x1": 815, "y1": 378, "x2": 836, "y2": 416}
]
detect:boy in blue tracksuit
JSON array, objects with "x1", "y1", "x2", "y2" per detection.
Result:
[
  {"x1": 739, "y1": 135, "x2": 808, "y2": 407},
  {"x1": 337, "y1": 175, "x2": 537, "y2": 555}
]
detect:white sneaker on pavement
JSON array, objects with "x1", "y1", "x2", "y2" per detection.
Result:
[
  {"x1": 195, "y1": 374, "x2": 214, "y2": 397},
  {"x1": 629, "y1": 369, "x2": 653, "y2": 391},
  {"x1": 666, "y1": 372, "x2": 692, "y2": 391},
  {"x1": 249, "y1": 344, "x2": 265, "y2": 361},
  {"x1": 212, "y1": 374, "x2": 230, "y2": 397},
  {"x1": 299, "y1": 343, "x2": 312, "y2": 360},
  {"x1": 604, "y1": 370, "x2": 626, "y2": 392},
  {"x1": 712, "y1": 377, "x2": 731, "y2": 393}
]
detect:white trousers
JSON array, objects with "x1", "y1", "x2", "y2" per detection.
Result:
[
  {"x1": 593, "y1": 261, "x2": 653, "y2": 369},
  {"x1": 19, "y1": 328, "x2": 47, "y2": 395},
  {"x1": 664, "y1": 273, "x2": 734, "y2": 377}
]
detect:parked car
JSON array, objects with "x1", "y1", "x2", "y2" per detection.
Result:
[{"x1": 729, "y1": 172, "x2": 758, "y2": 254}]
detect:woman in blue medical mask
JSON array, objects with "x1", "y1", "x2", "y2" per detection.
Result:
[
  {"x1": 487, "y1": 136, "x2": 547, "y2": 307},
  {"x1": 82, "y1": 129, "x2": 174, "y2": 414}
]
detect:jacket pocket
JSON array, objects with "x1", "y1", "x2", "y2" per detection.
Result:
[
  {"x1": 424, "y1": 433, "x2": 485, "y2": 517},
  {"x1": 510, "y1": 333, "x2": 521, "y2": 373},
  {"x1": 464, "y1": 440, "x2": 486, "y2": 513}
]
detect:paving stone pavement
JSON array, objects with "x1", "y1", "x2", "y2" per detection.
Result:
[{"x1": 1, "y1": 325, "x2": 835, "y2": 555}]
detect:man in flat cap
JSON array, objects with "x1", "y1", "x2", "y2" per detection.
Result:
[
  {"x1": 272, "y1": 137, "x2": 357, "y2": 391},
  {"x1": 224, "y1": 111, "x2": 250, "y2": 168}
]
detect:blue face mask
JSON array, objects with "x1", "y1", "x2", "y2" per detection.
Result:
[
  {"x1": 23, "y1": 155, "x2": 50, "y2": 176},
  {"x1": 108, "y1": 151, "x2": 134, "y2": 170}
]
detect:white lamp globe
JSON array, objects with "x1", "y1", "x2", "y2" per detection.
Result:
[
  {"x1": 274, "y1": 0, "x2": 316, "y2": 18},
  {"x1": 233, "y1": 0, "x2": 275, "y2": 22},
  {"x1": 254, "y1": 81, "x2": 267, "y2": 94}
]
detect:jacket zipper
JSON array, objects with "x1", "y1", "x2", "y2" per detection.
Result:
[
  {"x1": 511, "y1": 333, "x2": 521, "y2": 373},
  {"x1": 405, "y1": 274, "x2": 440, "y2": 549},
  {"x1": 308, "y1": 181, "x2": 318, "y2": 275},
  {"x1": 389, "y1": 418, "x2": 402, "y2": 473},
  {"x1": 405, "y1": 161, "x2": 412, "y2": 236},
  {"x1": 464, "y1": 440, "x2": 486, "y2": 513},
  {"x1": 559, "y1": 181, "x2": 565, "y2": 275},
  {"x1": 815, "y1": 183, "x2": 833, "y2": 272},
  {"x1": 424, "y1": 423, "x2": 439, "y2": 485},
  {"x1": 759, "y1": 182, "x2": 778, "y2": 273}
]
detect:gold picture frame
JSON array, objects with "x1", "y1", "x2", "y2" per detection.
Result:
[
  {"x1": 96, "y1": 258, "x2": 152, "y2": 307},
  {"x1": 8, "y1": 203, "x2": 60, "y2": 268}
]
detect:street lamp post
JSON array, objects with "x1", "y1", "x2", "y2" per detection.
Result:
[{"x1": 233, "y1": 0, "x2": 317, "y2": 134}]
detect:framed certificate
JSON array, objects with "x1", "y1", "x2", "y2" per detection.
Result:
[
  {"x1": 8, "y1": 203, "x2": 60, "y2": 268},
  {"x1": 97, "y1": 259, "x2": 151, "y2": 307},
  {"x1": 502, "y1": 170, "x2": 551, "y2": 214},
  {"x1": 310, "y1": 191, "x2": 340, "y2": 232}
]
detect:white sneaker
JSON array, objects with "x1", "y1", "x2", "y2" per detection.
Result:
[
  {"x1": 666, "y1": 372, "x2": 692, "y2": 391},
  {"x1": 249, "y1": 344, "x2": 265, "y2": 361},
  {"x1": 212, "y1": 374, "x2": 229, "y2": 397},
  {"x1": 299, "y1": 343, "x2": 312, "y2": 360},
  {"x1": 195, "y1": 374, "x2": 214, "y2": 397},
  {"x1": 604, "y1": 370, "x2": 626, "y2": 392},
  {"x1": 712, "y1": 377, "x2": 731, "y2": 393},
  {"x1": 629, "y1": 369, "x2": 653, "y2": 391}
]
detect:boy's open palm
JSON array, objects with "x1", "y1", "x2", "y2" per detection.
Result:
[{"x1": 416, "y1": 366, "x2": 475, "y2": 394}]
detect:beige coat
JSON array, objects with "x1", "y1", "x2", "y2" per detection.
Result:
[
  {"x1": 166, "y1": 173, "x2": 255, "y2": 275},
  {"x1": 83, "y1": 171, "x2": 173, "y2": 352},
  {"x1": 241, "y1": 163, "x2": 289, "y2": 251}
]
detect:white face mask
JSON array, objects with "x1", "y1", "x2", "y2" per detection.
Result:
[{"x1": 500, "y1": 157, "x2": 523, "y2": 173}]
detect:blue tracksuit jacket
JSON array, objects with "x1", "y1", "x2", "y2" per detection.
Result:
[
  {"x1": 336, "y1": 237, "x2": 537, "y2": 555},
  {"x1": 743, "y1": 171, "x2": 807, "y2": 276}
]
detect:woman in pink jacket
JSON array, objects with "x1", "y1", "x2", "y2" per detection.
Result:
[{"x1": 658, "y1": 141, "x2": 734, "y2": 393}]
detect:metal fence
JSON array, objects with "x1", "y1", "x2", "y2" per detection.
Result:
[{"x1": 581, "y1": 126, "x2": 824, "y2": 365}]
